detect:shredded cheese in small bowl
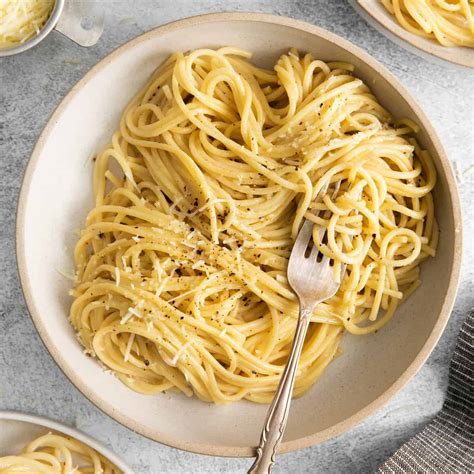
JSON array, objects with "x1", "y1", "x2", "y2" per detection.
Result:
[{"x1": 0, "y1": 0, "x2": 55, "y2": 49}]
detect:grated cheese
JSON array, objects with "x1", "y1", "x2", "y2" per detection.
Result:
[
  {"x1": 275, "y1": 274, "x2": 287, "y2": 283},
  {"x1": 169, "y1": 196, "x2": 183, "y2": 213},
  {"x1": 123, "y1": 334, "x2": 135, "y2": 362},
  {"x1": 155, "y1": 276, "x2": 169, "y2": 298},
  {"x1": 192, "y1": 260, "x2": 205, "y2": 270},
  {"x1": 120, "y1": 300, "x2": 144, "y2": 325},
  {"x1": 170, "y1": 342, "x2": 191, "y2": 367},
  {"x1": 155, "y1": 259, "x2": 163, "y2": 282},
  {"x1": 0, "y1": 0, "x2": 54, "y2": 49},
  {"x1": 167, "y1": 287, "x2": 198, "y2": 304},
  {"x1": 235, "y1": 248, "x2": 242, "y2": 275}
]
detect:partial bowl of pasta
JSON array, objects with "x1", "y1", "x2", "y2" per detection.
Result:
[
  {"x1": 0, "y1": 411, "x2": 131, "y2": 473},
  {"x1": 16, "y1": 13, "x2": 462, "y2": 456},
  {"x1": 348, "y1": 0, "x2": 474, "y2": 68}
]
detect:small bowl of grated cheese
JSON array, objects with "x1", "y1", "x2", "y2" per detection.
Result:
[{"x1": 0, "y1": 0, "x2": 104, "y2": 57}]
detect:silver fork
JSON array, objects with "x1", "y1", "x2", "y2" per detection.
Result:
[{"x1": 248, "y1": 184, "x2": 343, "y2": 474}]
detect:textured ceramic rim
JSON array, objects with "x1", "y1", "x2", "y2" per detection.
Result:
[
  {"x1": 16, "y1": 12, "x2": 463, "y2": 457},
  {"x1": 348, "y1": 0, "x2": 474, "y2": 68},
  {"x1": 0, "y1": 411, "x2": 133, "y2": 473},
  {"x1": 0, "y1": 0, "x2": 64, "y2": 57}
]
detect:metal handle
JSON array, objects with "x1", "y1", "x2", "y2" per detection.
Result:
[
  {"x1": 54, "y1": 0, "x2": 104, "y2": 47},
  {"x1": 248, "y1": 303, "x2": 314, "y2": 474}
]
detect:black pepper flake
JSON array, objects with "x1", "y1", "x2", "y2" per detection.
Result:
[{"x1": 144, "y1": 359, "x2": 150, "y2": 366}]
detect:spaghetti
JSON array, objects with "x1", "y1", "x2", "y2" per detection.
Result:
[
  {"x1": 70, "y1": 48, "x2": 437, "y2": 404},
  {"x1": 381, "y1": 0, "x2": 474, "y2": 47},
  {"x1": 0, "y1": 432, "x2": 121, "y2": 473}
]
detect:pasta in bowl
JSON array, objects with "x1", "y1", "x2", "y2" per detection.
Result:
[
  {"x1": 381, "y1": 0, "x2": 474, "y2": 48},
  {"x1": 0, "y1": 411, "x2": 130, "y2": 473},
  {"x1": 17, "y1": 13, "x2": 461, "y2": 455},
  {"x1": 70, "y1": 48, "x2": 437, "y2": 404},
  {"x1": 348, "y1": 0, "x2": 474, "y2": 67}
]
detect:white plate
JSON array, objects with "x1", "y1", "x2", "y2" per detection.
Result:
[
  {"x1": 0, "y1": 411, "x2": 132, "y2": 472},
  {"x1": 16, "y1": 12, "x2": 462, "y2": 456},
  {"x1": 348, "y1": 0, "x2": 474, "y2": 68}
]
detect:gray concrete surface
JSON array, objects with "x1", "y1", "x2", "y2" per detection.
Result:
[{"x1": 0, "y1": 1, "x2": 473, "y2": 473}]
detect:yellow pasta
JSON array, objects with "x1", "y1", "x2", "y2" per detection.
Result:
[
  {"x1": 0, "y1": 432, "x2": 121, "y2": 473},
  {"x1": 69, "y1": 48, "x2": 437, "y2": 404},
  {"x1": 381, "y1": 0, "x2": 474, "y2": 47}
]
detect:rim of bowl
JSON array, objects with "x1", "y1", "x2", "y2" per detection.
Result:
[
  {"x1": 348, "y1": 0, "x2": 474, "y2": 68},
  {"x1": 15, "y1": 12, "x2": 463, "y2": 458},
  {"x1": 0, "y1": 0, "x2": 64, "y2": 58},
  {"x1": 0, "y1": 410, "x2": 133, "y2": 473}
]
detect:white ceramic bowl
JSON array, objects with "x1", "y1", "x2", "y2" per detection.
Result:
[
  {"x1": 16, "y1": 13, "x2": 462, "y2": 457},
  {"x1": 348, "y1": 0, "x2": 474, "y2": 68},
  {"x1": 0, "y1": 411, "x2": 132, "y2": 472}
]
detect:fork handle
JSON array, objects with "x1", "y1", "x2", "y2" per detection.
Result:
[{"x1": 248, "y1": 304, "x2": 314, "y2": 474}]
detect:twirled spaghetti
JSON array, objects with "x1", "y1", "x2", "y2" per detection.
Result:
[
  {"x1": 69, "y1": 48, "x2": 437, "y2": 404},
  {"x1": 0, "y1": 432, "x2": 121, "y2": 473},
  {"x1": 381, "y1": 0, "x2": 474, "y2": 47}
]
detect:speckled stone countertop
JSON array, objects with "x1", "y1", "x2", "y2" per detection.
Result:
[{"x1": 0, "y1": 1, "x2": 472, "y2": 473}]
